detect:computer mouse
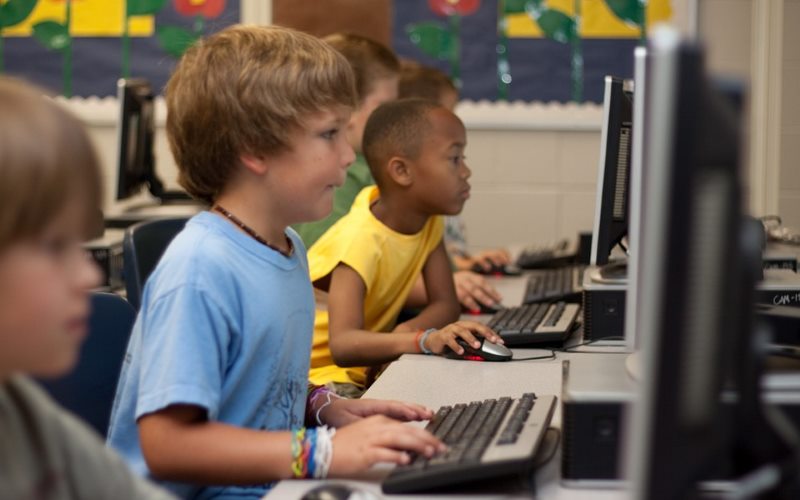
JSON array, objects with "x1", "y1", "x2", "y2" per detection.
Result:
[
  {"x1": 443, "y1": 338, "x2": 512, "y2": 362},
  {"x1": 462, "y1": 301, "x2": 503, "y2": 315},
  {"x1": 300, "y1": 483, "x2": 379, "y2": 500},
  {"x1": 471, "y1": 262, "x2": 523, "y2": 277}
]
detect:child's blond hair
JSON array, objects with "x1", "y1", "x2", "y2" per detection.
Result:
[
  {"x1": 0, "y1": 77, "x2": 102, "y2": 250},
  {"x1": 323, "y1": 33, "x2": 400, "y2": 106},
  {"x1": 166, "y1": 25, "x2": 357, "y2": 204},
  {"x1": 398, "y1": 60, "x2": 457, "y2": 104}
]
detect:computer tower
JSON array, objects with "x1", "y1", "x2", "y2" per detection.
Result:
[
  {"x1": 83, "y1": 229, "x2": 125, "y2": 290},
  {"x1": 561, "y1": 355, "x2": 634, "y2": 488},
  {"x1": 561, "y1": 354, "x2": 800, "y2": 487},
  {"x1": 757, "y1": 268, "x2": 800, "y2": 308},
  {"x1": 581, "y1": 267, "x2": 627, "y2": 343}
]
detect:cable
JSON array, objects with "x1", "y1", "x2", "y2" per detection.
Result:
[
  {"x1": 531, "y1": 427, "x2": 561, "y2": 468},
  {"x1": 557, "y1": 336, "x2": 626, "y2": 353}
]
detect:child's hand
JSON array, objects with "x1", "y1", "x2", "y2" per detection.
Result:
[
  {"x1": 329, "y1": 415, "x2": 445, "y2": 476},
  {"x1": 471, "y1": 248, "x2": 512, "y2": 272},
  {"x1": 321, "y1": 397, "x2": 433, "y2": 428},
  {"x1": 453, "y1": 271, "x2": 502, "y2": 311},
  {"x1": 422, "y1": 320, "x2": 503, "y2": 355}
]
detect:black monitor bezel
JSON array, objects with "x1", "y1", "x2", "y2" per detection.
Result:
[{"x1": 591, "y1": 76, "x2": 634, "y2": 267}]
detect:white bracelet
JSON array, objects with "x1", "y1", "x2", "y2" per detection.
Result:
[
  {"x1": 315, "y1": 390, "x2": 342, "y2": 426},
  {"x1": 419, "y1": 328, "x2": 436, "y2": 355},
  {"x1": 313, "y1": 425, "x2": 336, "y2": 479}
]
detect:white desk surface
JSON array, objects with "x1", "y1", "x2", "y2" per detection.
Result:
[{"x1": 266, "y1": 275, "x2": 631, "y2": 499}]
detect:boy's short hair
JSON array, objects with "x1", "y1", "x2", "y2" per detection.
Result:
[
  {"x1": 0, "y1": 77, "x2": 102, "y2": 250},
  {"x1": 166, "y1": 25, "x2": 357, "y2": 204},
  {"x1": 362, "y1": 98, "x2": 441, "y2": 187},
  {"x1": 323, "y1": 33, "x2": 400, "y2": 106},
  {"x1": 398, "y1": 60, "x2": 457, "y2": 103}
]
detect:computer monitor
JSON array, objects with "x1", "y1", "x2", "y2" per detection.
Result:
[
  {"x1": 623, "y1": 47, "x2": 648, "y2": 351},
  {"x1": 117, "y1": 78, "x2": 158, "y2": 201},
  {"x1": 590, "y1": 76, "x2": 633, "y2": 271},
  {"x1": 116, "y1": 78, "x2": 190, "y2": 204},
  {"x1": 624, "y1": 28, "x2": 799, "y2": 499}
]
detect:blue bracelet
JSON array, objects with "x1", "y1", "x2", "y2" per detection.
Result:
[{"x1": 419, "y1": 328, "x2": 436, "y2": 355}]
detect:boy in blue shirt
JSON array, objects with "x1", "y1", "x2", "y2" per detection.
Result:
[{"x1": 107, "y1": 25, "x2": 443, "y2": 499}]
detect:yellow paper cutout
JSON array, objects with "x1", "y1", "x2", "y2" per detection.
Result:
[
  {"x1": 3, "y1": 0, "x2": 154, "y2": 37},
  {"x1": 507, "y1": 0, "x2": 673, "y2": 38}
]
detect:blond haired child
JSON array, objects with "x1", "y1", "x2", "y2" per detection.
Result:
[
  {"x1": 0, "y1": 77, "x2": 174, "y2": 499},
  {"x1": 294, "y1": 33, "x2": 400, "y2": 248},
  {"x1": 308, "y1": 98, "x2": 504, "y2": 396},
  {"x1": 107, "y1": 26, "x2": 443, "y2": 499}
]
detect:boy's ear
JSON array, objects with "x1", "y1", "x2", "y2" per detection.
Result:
[
  {"x1": 240, "y1": 154, "x2": 269, "y2": 175},
  {"x1": 387, "y1": 156, "x2": 413, "y2": 187}
]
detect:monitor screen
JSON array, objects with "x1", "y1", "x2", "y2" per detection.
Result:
[
  {"x1": 590, "y1": 76, "x2": 634, "y2": 269},
  {"x1": 623, "y1": 28, "x2": 753, "y2": 499},
  {"x1": 116, "y1": 78, "x2": 156, "y2": 201}
]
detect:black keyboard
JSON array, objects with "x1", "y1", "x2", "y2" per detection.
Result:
[
  {"x1": 487, "y1": 301, "x2": 580, "y2": 346},
  {"x1": 382, "y1": 393, "x2": 556, "y2": 494},
  {"x1": 523, "y1": 265, "x2": 586, "y2": 304},
  {"x1": 516, "y1": 238, "x2": 577, "y2": 269}
]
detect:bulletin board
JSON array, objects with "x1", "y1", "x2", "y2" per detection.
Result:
[
  {"x1": 0, "y1": 0, "x2": 675, "y2": 102},
  {"x1": 0, "y1": 0, "x2": 239, "y2": 97}
]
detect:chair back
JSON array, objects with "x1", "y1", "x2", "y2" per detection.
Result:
[
  {"x1": 37, "y1": 292, "x2": 136, "y2": 437},
  {"x1": 123, "y1": 217, "x2": 187, "y2": 310}
]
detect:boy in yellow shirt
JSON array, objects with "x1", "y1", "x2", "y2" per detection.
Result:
[{"x1": 308, "y1": 98, "x2": 503, "y2": 396}]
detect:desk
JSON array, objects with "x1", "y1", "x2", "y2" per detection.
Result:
[{"x1": 267, "y1": 276, "x2": 630, "y2": 499}]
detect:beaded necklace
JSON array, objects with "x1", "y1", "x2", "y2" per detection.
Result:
[{"x1": 213, "y1": 205, "x2": 293, "y2": 257}]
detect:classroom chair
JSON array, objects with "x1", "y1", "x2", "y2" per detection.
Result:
[
  {"x1": 36, "y1": 292, "x2": 136, "y2": 437},
  {"x1": 123, "y1": 217, "x2": 188, "y2": 310}
]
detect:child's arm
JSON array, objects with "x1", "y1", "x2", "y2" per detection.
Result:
[
  {"x1": 327, "y1": 263, "x2": 423, "y2": 366},
  {"x1": 400, "y1": 241, "x2": 461, "y2": 327},
  {"x1": 328, "y1": 243, "x2": 502, "y2": 367},
  {"x1": 138, "y1": 404, "x2": 443, "y2": 483}
]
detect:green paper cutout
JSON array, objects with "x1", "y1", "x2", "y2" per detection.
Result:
[
  {"x1": 32, "y1": 20, "x2": 70, "y2": 50},
  {"x1": 603, "y1": 0, "x2": 644, "y2": 27},
  {"x1": 503, "y1": 0, "x2": 530, "y2": 14},
  {"x1": 0, "y1": 0, "x2": 38, "y2": 28},
  {"x1": 127, "y1": 0, "x2": 168, "y2": 16},
  {"x1": 527, "y1": 6, "x2": 576, "y2": 43},
  {"x1": 156, "y1": 25, "x2": 199, "y2": 58},
  {"x1": 406, "y1": 22, "x2": 451, "y2": 60}
]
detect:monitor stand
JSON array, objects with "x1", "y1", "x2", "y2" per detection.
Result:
[{"x1": 590, "y1": 260, "x2": 629, "y2": 285}]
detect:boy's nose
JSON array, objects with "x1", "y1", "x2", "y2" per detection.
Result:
[
  {"x1": 79, "y1": 253, "x2": 103, "y2": 291},
  {"x1": 342, "y1": 143, "x2": 356, "y2": 169}
]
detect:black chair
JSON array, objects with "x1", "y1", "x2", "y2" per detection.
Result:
[
  {"x1": 123, "y1": 217, "x2": 188, "y2": 310},
  {"x1": 37, "y1": 292, "x2": 136, "y2": 437}
]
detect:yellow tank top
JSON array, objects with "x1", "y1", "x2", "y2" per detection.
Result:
[{"x1": 307, "y1": 186, "x2": 444, "y2": 387}]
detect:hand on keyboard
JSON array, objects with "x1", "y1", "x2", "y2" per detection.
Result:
[
  {"x1": 421, "y1": 320, "x2": 504, "y2": 356},
  {"x1": 453, "y1": 271, "x2": 502, "y2": 311},
  {"x1": 469, "y1": 248, "x2": 512, "y2": 271},
  {"x1": 329, "y1": 415, "x2": 446, "y2": 477},
  {"x1": 317, "y1": 396, "x2": 435, "y2": 428}
]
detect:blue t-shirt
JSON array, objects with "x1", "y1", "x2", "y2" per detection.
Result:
[{"x1": 107, "y1": 212, "x2": 314, "y2": 500}]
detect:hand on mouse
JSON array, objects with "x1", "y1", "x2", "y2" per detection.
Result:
[
  {"x1": 318, "y1": 397, "x2": 434, "y2": 428},
  {"x1": 468, "y1": 249, "x2": 512, "y2": 272},
  {"x1": 421, "y1": 320, "x2": 503, "y2": 356},
  {"x1": 328, "y1": 415, "x2": 446, "y2": 476},
  {"x1": 453, "y1": 271, "x2": 502, "y2": 311}
]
